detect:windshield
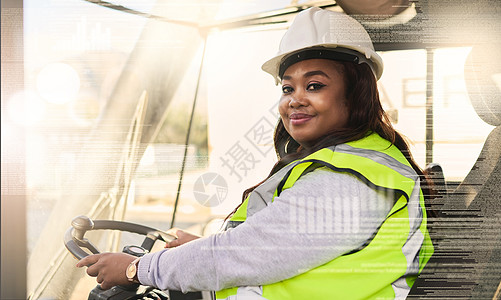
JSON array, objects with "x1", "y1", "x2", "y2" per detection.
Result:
[{"x1": 3, "y1": 0, "x2": 499, "y2": 299}]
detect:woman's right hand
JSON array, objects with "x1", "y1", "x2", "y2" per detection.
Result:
[{"x1": 165, "y1": 228, "x2": 201, "y2": 248}]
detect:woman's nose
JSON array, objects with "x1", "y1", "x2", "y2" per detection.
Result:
[{"x1": 289, "y1": 95, "x2": 307, "y2": 108}]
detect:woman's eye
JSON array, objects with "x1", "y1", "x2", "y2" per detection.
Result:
[
  {"x1": 282, "y1": 86, "x2": 293, "y2": 94},
  {"x1": 307, "y1": 83, "x2": 326, "y2": 91}
]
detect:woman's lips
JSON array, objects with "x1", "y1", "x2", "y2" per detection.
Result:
[{"x1": 289, "y1": 113, "x2": 314, "y2": 125}]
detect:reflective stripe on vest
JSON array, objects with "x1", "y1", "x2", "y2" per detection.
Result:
[{"x1": 216, "y1": 133, "x2": 434, "y2": 300}]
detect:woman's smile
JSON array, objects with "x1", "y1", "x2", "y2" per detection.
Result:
[{"x1": 289, "y1": 112, "x2": 315, "y2": 125}]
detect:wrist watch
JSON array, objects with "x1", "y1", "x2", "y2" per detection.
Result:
[{"x1": 126, "y1": 257, "x2": 141, "y2": 283}]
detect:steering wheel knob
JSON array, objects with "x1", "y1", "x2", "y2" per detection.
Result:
[{"x1": 71, "y1": 215, "x2": 94, "y2": 241}]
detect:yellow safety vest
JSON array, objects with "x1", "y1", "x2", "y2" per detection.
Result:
[{"x1": 216, "y1": 132, "x2": 434, "y2": 299}]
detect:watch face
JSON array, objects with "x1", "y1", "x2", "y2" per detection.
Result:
[{"x1": 126, "y1": 262, "x2": 137, "y2": 279}]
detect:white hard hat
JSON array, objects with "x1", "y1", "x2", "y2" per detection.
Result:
[{"x1": 262, "y1": 7, "x2": 383, "y2": 84}]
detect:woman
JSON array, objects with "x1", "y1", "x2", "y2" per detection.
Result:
[{"x1": 77, "y1": 7, "x2": 433, "y2": 299}]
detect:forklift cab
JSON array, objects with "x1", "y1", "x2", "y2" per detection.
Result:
[
  {"x1": 408, "y1": 43, "x2": 501, "y2": 298},
  {"x1": 1, "y1": 0, "x2": 501, "y2": 299}
]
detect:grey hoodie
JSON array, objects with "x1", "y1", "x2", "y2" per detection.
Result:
[{"x1": 137, "y1": 167, "x2": 393, "y2": 292}]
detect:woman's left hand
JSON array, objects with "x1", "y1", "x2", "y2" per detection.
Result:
[
  {"x1": 76, "y1": 252, "x2": 138, "y2": 290},
  {"x1": 165, "y1": 228, "x2": 201, "y2": 248}
]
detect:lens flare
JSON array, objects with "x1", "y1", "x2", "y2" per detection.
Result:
[
  {"x1": 36, "y1": 62, "x2": 80, "y2": 104},
  {"x1": 6, "y1": 90, "x2": 46, "y2": 127}
]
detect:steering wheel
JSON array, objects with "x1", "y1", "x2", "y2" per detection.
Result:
[
  {"x1": 64, "y1": 215, "x2": 175, "y2": 260},
  {"x1": 65, "y1": 216, "x2": 206, "y2": 300}
]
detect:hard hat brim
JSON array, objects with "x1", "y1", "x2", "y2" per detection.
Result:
[{"x1": 262, "y1": 44, "x2": 384, "y2": 84}]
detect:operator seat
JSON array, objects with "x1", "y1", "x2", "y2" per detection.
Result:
[{"x1": 408, "y1": 44, "x2": 501, "y2": 298}]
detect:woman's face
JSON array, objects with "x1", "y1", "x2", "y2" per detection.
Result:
[{"x1": 279, "y1": 59, "x2": 349, "y2": 149}]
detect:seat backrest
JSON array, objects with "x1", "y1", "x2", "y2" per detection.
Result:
[
  {"x1": 450, "y1": 42, "x2": 501, "y2": 209},
  {"x1": 423, "y1": 162, "x2": 448, "y2": 214},
  {"x1": 408, "y1": 44, "x2": 501, "y2": 299},
  {"x1": 458, "y1": 44, "x2": 501, "y2": 298}
]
